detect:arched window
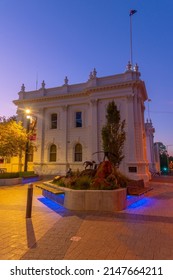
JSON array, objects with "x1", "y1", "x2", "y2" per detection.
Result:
[
  {"x1": 74, "y1": 143, "x2": 82, "y2": 162},
  {"x1": 49, "y1": 144, "x2": 57, "y2": 162}
]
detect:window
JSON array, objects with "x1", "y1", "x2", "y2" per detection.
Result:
[
  {"x1": 74, "y1": 143, "x2": 82, "y2": 162},
  {"x1": 51, "y1": 113, "x2": 57, "y2": 129},
  {"x1": 49, "y1": 144, "x2": 57, "y2": 162},
  {"x1": 75, "y1": 112, "x2": 82, "y2": 127},
  {"x1": 28, "y1": 146, "x2": 34, "y2": 162}
]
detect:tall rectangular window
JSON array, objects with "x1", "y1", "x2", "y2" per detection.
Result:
[
  {"x1": 75, "y1": 112, "x2": 82, "y2": 127},
  {"x1": 51, "y1": 113, "x2": 57, "y2": 129}
]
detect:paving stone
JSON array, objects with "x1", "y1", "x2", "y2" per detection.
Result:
[{"x1": 1, "y1": 180, "x2": 173, "y2": 260}]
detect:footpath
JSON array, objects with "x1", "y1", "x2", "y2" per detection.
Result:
[{"x1": 0, "y1": 176, "x2": 173, "y2": 260}]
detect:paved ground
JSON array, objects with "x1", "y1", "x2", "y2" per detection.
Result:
[{"x1": 1, "y1": 176, "x2": 173, "y2": 260}]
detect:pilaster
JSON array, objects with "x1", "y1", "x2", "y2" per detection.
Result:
[
  {"x1": 61, "y1": 105, "x2": 69, "y2": 165},
  {"x1": 34, "y1": 108, "x2": 45, "y2": 163},
  {"x1": 89, "y1": 99, "x2": 99, "y2": 162}
]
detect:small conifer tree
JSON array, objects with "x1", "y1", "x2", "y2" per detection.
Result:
[{"x1": 101, "y1": 101, "x2": 126, "y2": 167}]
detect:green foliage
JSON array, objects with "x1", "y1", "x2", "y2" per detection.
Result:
[
  {"x1": 19, "y1": 171, "x2": 36, "y2": 178},
  {"x1": 0, "y1": 117, "x2": 28, "y2": 158},
  {"x1": 74, "y1": 176, "x2": 92, "y2": 190},
  {"x1": 0, "y1": 171, "x2": 36, "y2": 179},
  {"x1": 155, "y1": 142, "x2": 167, "y2": 155},
  {"x1": 53, "y1": 175, "x2": 92, "y2": 190},
  {"x1": 51, "y1": 161, "x2": 129, "y2": 190},
  {"x1": 101, "y1": 101, "x2": 126, "y2": 167},
  {"x1": 0, "y1": 172, "x2": 19, "y2": 179},
  {"x1": 53, "y1": 177, "x2": 66, "y2": 187}
]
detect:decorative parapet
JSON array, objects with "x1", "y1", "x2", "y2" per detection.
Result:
[
  {"x1": 64, "y1": 76, "x2": 69, "y2": 85},
  {"x1": 41, "y1": 80, "x2": 45, "y2": 89},
  {"x1": 21, "y1": 83, "x2": 25, "y2": 92},
  {"x1": 87, "y1": 68, "x2": 98, "y2": 87},
  {"x1": 145, "y1": 119, "x2": 155, "y2": 135},
  {"x1": 125, "y1": 61, "x2": 141, "y2": 81},
  {"x1": 14, "y1": 64, "x2": 146, "y2": 104},
  {"x1": 18, "y1": 84, "x2": 25, "y2": 99}
]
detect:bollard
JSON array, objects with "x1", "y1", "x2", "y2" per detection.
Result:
[{"x1": 26, "y1": 183, "x2": 33, "y2": 218}]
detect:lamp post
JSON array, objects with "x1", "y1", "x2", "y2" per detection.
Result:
[{"x1": 24, "y1": 109, "x2": 31, "y2": 172}]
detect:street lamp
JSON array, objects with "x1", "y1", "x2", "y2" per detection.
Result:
[{"x1": 24, "y1": 109, "x2": 31, "y2": 172}]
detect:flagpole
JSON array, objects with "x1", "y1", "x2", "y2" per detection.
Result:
[
  {"x1": 130, "y1": 14, "x2": 133, "y2": 66},
  {"x1": 129, "y1": 10, "x2": 137, "y2": 68}
]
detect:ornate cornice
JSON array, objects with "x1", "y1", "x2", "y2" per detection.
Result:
[{"x1": 13, "y1": 80, "x2": 145, "y2": 106}]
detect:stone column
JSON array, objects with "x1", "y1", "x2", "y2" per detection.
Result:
[
  {"x1": 34, "y1": 108, "x2": 45, "y2": 164},
  {"x1": 89, "y1": 99, "x2": 99, "y2": 162},
  {"x1": 135, "y1": 94, "x2": 145, "y2": 161},
  {"x1": 127, "y1": 94, "x2": 136, "y2": 162},
  {"x1": 61, "y1": 105, "x2": 68, "y2": 168}
]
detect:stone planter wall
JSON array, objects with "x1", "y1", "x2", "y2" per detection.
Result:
[
  {"x1": 0, "y1": 176, "x2": 40, "y2": 186},
  {"x1": 43, "y1": 185, "x2": 127, "y2": 212},
  {"x1": 0, "y1": 178, "x2": 22, "y2": 186}
]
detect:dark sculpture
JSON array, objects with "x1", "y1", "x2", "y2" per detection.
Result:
[
  {"x1": 66, "y1": 167, "x2": 72, "y2": 177},
  {"x1": 83, "y1": 160, "x2": 96, "y2": 169}
]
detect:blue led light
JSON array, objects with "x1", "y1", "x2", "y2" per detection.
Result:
[
  {"x1": 38, "y1": 197, "x2": 67, "y2": 216},
  {"x1": 127, "y1": 197, "x2": 153, "y2": 209}
]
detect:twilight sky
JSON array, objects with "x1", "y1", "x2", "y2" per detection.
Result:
[{"x1": 0, "y1": 0, "x2": 173, "y2": 155}]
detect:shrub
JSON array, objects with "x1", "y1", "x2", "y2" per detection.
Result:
[
  {"x1": 0, "y1": 171, "x2": 37, "y2": 179},
  {"x1": 74, "y1": 176, "x2": 92, "y2": 190},
  {"x1": 19, "y1": 171, "x2": 36, "y2": 178},
  {"x1": 51, "y1": 161, "x2": 129, "y2": 190},
  {"x1": 0, "y1": 172, "x2": 19, "y2": 179},
  {"x1": 53, "y1": 177, "x2": 66, "y2": 187}
]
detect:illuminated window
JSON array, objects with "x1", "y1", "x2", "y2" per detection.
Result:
[
  {"x1": 74, "y1": 143, "x2": 82, "y2": 162},
  {"x1": 75, "y1": 112, "x2": 82, "y2": 127},
  {"x1": 51, "y1": 113, "x2": 57, "y2": 129},
  {"x1": 49, "y1": 144, "x2": 57, "y2": 162}
]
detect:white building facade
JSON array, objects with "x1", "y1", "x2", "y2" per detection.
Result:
[{"x1": 14, "y1": 64, "x2": 151, "y2": 181}]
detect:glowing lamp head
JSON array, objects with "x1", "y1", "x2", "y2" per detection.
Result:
[{"x1": 25, "y1": 109, "x2": 31, "y2": 114}]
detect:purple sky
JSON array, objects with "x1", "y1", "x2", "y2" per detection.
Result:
[{"x1": 0, "y1": 0, "x2": 173, "y2": 155}]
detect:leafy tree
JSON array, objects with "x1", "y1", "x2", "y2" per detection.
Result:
[
  {"x1": 156, "y1": 142, "x2": 168, "y2": 155},
  {"x1": 0, "y1": 116, "x2": 28, "y2": 158},
  {"x1": 101, "y1": 101, "x2": 126, "y2": 167},
  {"x1": 154, "y1": 142, "x2": 169, "y2": 172}
]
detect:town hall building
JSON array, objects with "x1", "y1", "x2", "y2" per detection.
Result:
[{"x1": 13, "y1": 62, "x2": 154, "y2": 182}]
